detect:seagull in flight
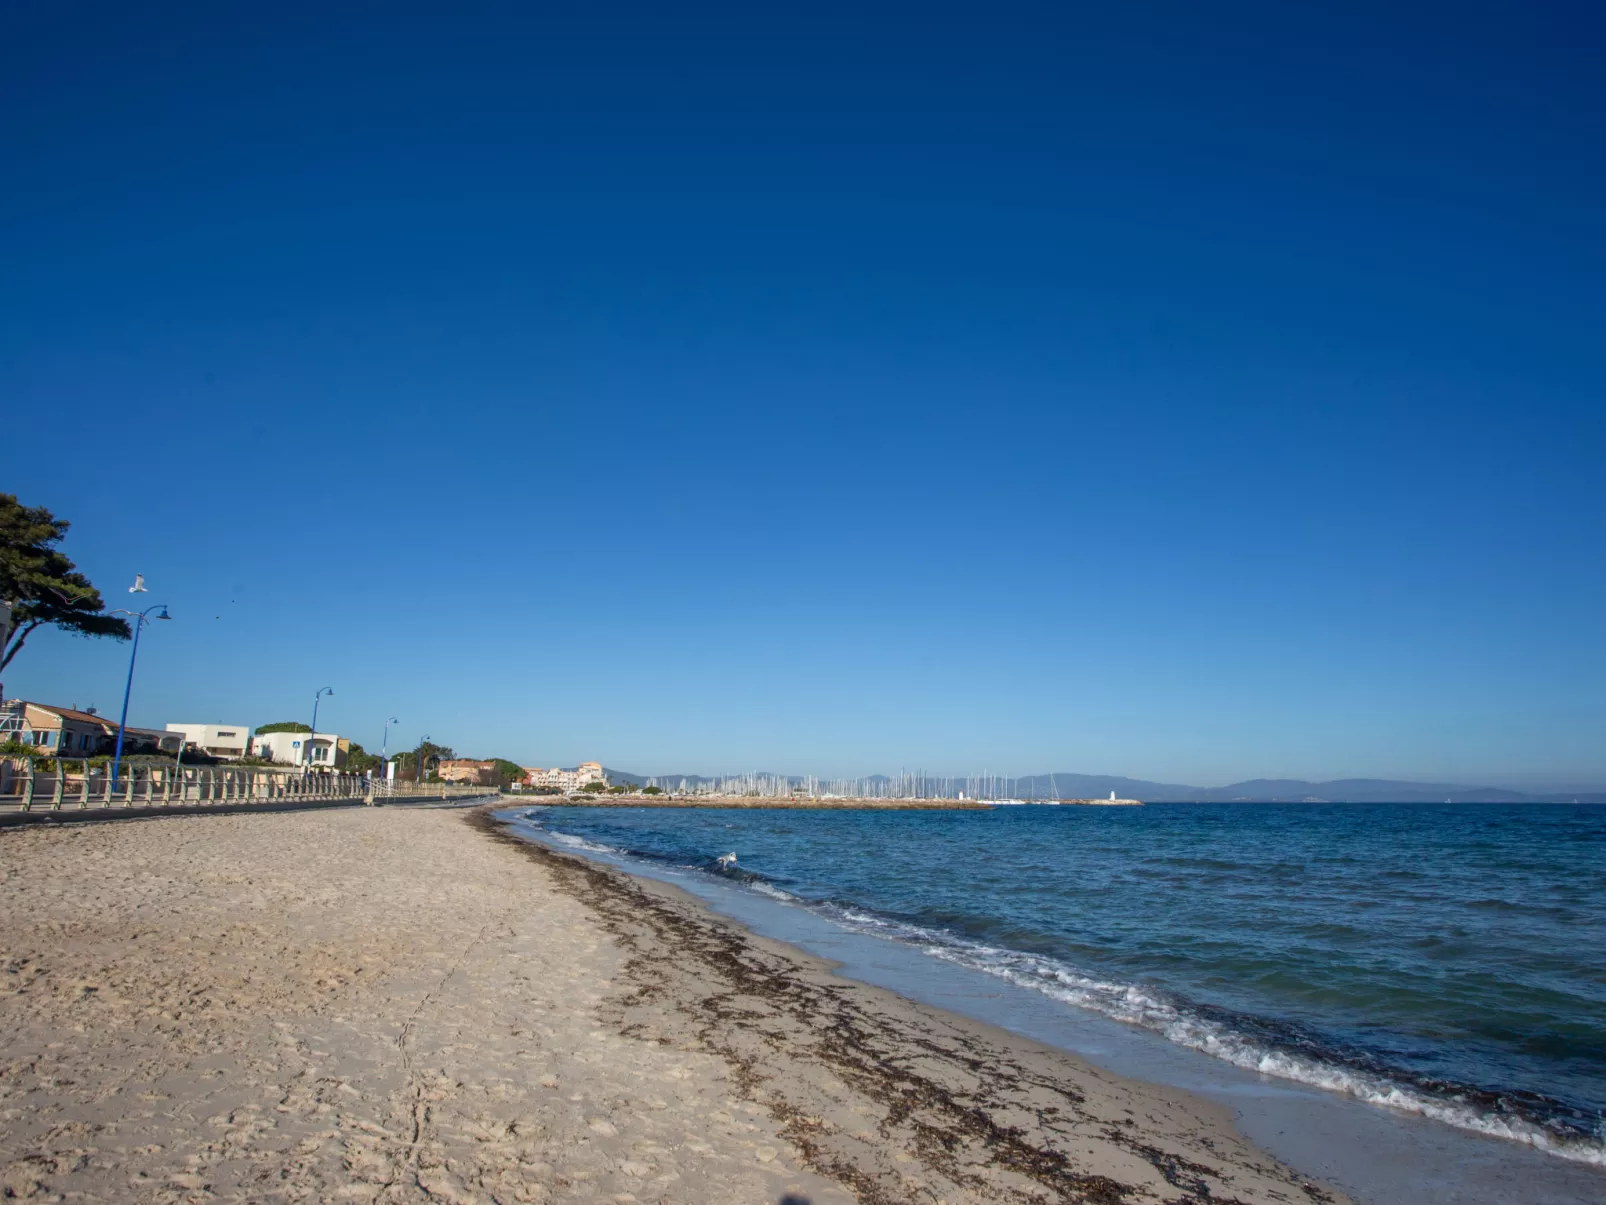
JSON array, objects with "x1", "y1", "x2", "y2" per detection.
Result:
[
  {"x1": 716, "y1": 852, "x2": 738, "y2": 869},
  {"x1": 129, "y1": 574, "x2": 147, "y2": 593}
]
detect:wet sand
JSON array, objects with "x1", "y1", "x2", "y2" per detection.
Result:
[{"x1": 0, "y1": 804, "x2": 1348, "y2": 1203}]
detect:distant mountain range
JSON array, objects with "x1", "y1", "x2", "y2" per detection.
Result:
[
  {"x1": 599, "y1": 768, "x2": 1605, "y2": 804},
  {"x1": 1011, "y1": 774, "x2": 1606, "y2": 804}
]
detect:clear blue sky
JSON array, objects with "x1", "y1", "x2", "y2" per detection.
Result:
[{"x1": 4, "y1": 2, "x2": 1602, "y2": 788}]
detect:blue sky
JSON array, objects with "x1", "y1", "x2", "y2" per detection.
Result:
[{"x1": 4, "y1": 2, "x2": 1602, "y2": 788}]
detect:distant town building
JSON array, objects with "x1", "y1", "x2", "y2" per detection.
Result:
[
  {"x1": 436, "y1": 759, "x2": 497, "y2": 785},
  {"x1": 165, "y1": 723, "x2": 252, "y2": 760},
  {"x1": 8, "y1": 702, "x2": 181, "y2": 756},
  {"x1": 251, "y1": 730, "x2": 349, "y2": 769},
  {"x1": 523, "y1": 761, "x2": 608, "y2": 792}
]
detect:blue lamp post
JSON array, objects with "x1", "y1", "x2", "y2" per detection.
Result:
[
  {"x1": 417, "y1": 733, "x2": 431, "y2": 785},
  {"x1": 380, "y1": 716, "x2": 399, "y2": 774},
  {"x1": 305, "y1": 686, "x2": 333, "y2": 776},
  {"x1": 109, "y1": 578, "x2": 171, "y2": 792}
]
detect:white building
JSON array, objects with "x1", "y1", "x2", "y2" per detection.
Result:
[
  {"x1": 251, "y1": 730, "x2": 349, "y2": 769},
  {"x1": 524, "y1": 761, "x2": 608, "y2": 792},
  {"x1": 166, "y1": 723, "x2": 252, "y2": 760}
]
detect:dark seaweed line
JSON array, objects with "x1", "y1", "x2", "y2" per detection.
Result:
[
  {"x1": 530, "y1": 806, "x2": 1606, "y2": 1146},
  {"x1": 470, "y1": 809, "x2": 1336, "y2": 1205}
]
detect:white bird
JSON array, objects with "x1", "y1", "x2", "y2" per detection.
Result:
[
  {"x1": 129, "y1": 574, "x2": 147, "y2": 593},
  {"x1": 716, "y1": 852, "x2": 738, "y2": 868}
]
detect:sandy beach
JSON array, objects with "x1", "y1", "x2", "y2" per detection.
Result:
[{"x1": 0, "y1": 804, "x2": 1349, "y2": 1204}]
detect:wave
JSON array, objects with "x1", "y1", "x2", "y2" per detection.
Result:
[
  {"x1": 514, "y1": 810, "x2": 1606, "y2": 1166},
  {"x1": 749, "y1": 880, "x2": 799, "y2": 902},
  {"x1": 516, "y1": 812, "x2": 792, "y2": 892},
  {"x1": 807, "y1": 904, "x2": 1606, "y2": 1166},
  {"x1": 537, "y1": 828, "x2": 621, "y2": 856}
]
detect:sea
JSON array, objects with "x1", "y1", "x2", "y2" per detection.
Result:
[{"x1": 504, "y1": 801, "x2": 1606, "y2": 1200}]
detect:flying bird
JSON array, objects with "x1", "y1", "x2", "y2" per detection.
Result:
[
  {"x1": 716, "y1": 852, "x2": 738, "y2": 868},
  {"x1": 129, "y1": 574, "x2": 146, "y2": 593}
]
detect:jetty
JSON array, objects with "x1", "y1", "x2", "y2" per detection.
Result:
[
  {"x1": 529, "y1": 795, "x2": 988, "y2": 810},
  {"x1": 520, "y1": 794, "x2": 1146, "y2": 810}
]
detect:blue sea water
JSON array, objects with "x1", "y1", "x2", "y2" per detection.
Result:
[{"x1": 523, "y1": 802, "x2": 1606, "y2": 1165}]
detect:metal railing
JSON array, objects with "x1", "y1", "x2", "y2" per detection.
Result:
[
  {"x1": 368, "y1": 777, "x2": 495, "y2": 802},
  {"x1": 0, "y1": 760, "x2": 491, "y2": 813}
]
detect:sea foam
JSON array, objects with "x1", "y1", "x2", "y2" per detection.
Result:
[{"x1": 807, "y1": 902, "x2": 1606, "y2": 1166}]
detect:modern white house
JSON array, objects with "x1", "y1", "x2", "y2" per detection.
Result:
[
  {"x1": 250, "y1": 730, "x2": 349, "y2": 769},
  {"x1": 165, "y1": 723, "x2": 252, "y2": 760}
]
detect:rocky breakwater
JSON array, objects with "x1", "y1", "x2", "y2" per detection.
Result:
[{"x1": 535, "y1": 795, "x2": 989, "y2": 810}]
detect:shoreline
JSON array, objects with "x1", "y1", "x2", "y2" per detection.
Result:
[
  {"x1": 470, "y1": 806, "x2": 1351, "y2": 1204},
  {"x1": 0, "y1": 802, "x2": 1351, "y2": 1204},
  {"x1": 504, "y1": 803, "x2": 1606, "y2": 1205}
]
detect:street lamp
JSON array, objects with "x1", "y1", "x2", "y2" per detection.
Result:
[
  {"x1": 109, "y1": 580, "x2": 171, "y2": 791},
  {"x1": 305, "y1": 686, "x2": 333, "y2": 777},
  {"x1": 380, "y1": 716, "x2": 398, "y2": 778}
]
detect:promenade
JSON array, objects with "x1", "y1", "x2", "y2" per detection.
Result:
[{"x1": 0, "y1": 763, "x2": 489, "y2": 823}]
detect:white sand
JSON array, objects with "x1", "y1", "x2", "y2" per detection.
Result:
[{"x1": 0, "y1": 805, "x2": 1350, "y2": 1204}]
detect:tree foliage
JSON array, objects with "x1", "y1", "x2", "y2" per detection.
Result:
[
  {"x1": 343, "y1": 741, "x2": 383, "y2": 775},
  {"x1": 1, "y1": 494, "x2": 131, "y2": 672},
  {"x1": 255, "y1": 721, "x2": 312, "y2": 734},
  {"x1": 489, "y1": 758, "x2": 525, "y2": 786},
  {"x1": 391, "y1": 741, "x2": 455, "y2": 770},
  {"x1": 582, "y1": 780, "x2": 609, "y2": 793},
  {"x1": 641, "y1": 785, "x2": 663, "y2": 795}
]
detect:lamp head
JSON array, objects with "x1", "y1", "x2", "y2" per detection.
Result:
[{"x1": 155, "y1": 607, "x2": 171, "y2": 621}]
